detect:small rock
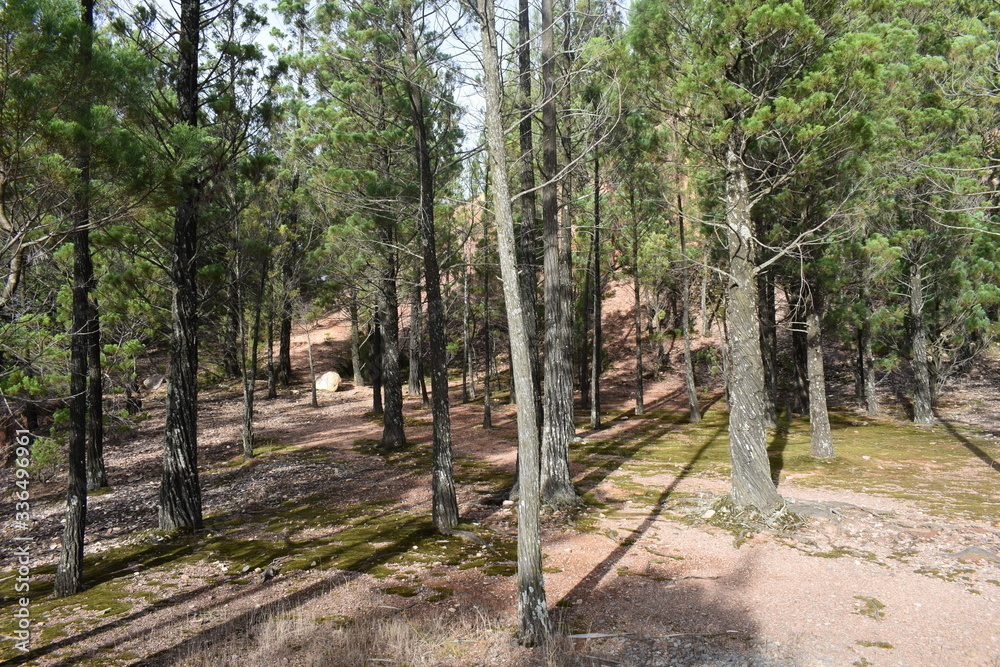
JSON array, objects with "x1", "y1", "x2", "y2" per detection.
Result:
[
  {"x1": 502, "y1": 500, "x2": 514, "y2": 507},
  {"x1": 242, "y1": 565, "x2": 251, "y2": 573},
  {"x1": 702, "y1": 509, "x2": 716, "y2": 520},
  {"x1": 953, "y1": 546, "x2": 1000, "y2": 564}
]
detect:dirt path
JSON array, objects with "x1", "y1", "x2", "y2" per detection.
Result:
[{"x1": 1, "y1": 310, "x2": 999, "y2": 666}]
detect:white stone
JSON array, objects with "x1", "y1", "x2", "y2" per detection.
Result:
[{"x1": 315, "y1": 371, "x2": 342, "y2": 392}]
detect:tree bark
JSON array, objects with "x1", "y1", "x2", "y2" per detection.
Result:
[
  {"x1": 589, "y1": 149, "x2": 602, "y2": 430},
  {"x1": 56, "y1": 0, "x2": 96, "y2": 590},
  {"x1": 516, "y1": 0, "x2": 542, "y2": 437},
  {"x1": 372, "y1": 301, "x2": 383, "y2": 415},
  {"x1": 909, "y1": 255, "x2": 933, "y2": 424},
  {"x1": 160, "y1": 0, "x2": 203, "y2": 532},
  {"x1": 722, "y1": 134, "x2": 781, "y2": 514},
  {"x1": 350, "y1": 290, "x2": 364, "y2": 387},
  {"x1": 377, "y1": 247, "x2": 405, "y2": 448},
  {"x1": 678, "y1": 197, "x2": 700, "y2": 423},
  {"x1": 860, "y1": 277, "x2": 878, "y2": 415},
  {"x1": 631, "y1": 186, "x2": 644, "y2": 416},
  {"x1": 477, "y1": 0, "x2": 550, "y2": 643},
  {"x1": 402, "y1": 20, "x2": 459, "y2": 529},
  {"x1": 408, "y1": 283, "x2": 422, "y2": 397},
  {"x1": 805, "y1": 290, "x2": 834, "y2": 458},
  {"x1": 757, "y1": 270, "x2": 777, "y2": 427},
  {"x1": 700, "y1": 250, "x2": 710, "y2": 336},
  {"x1": 538, "y1": 0, "x2": 577, "y2": 506},
  {"x1": 463, "y1": 262, "x2": 475, "y2": 402},
  {"x1": 790, "y1": 291, "x2": 809, "y2": 414}
]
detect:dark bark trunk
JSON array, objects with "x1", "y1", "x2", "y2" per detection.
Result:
[
  {"x1": 679, "y1": 197, "x2": 700, "y2": 423},
  {"x1": 241, "y1": 257, "x2": 268, "y2": 458},
  {"x1": 403, "y1": 25, "x2": 459, "y2": 528},
  {"x1": 350, "y1": 290, "x2": 364, "y2": 387},
  {"x1": 222, "y1": 281, "x2": 241, "y2": 378},
  {"x1": 372, "y1": 302, "x2": 383, "y2": 415},
  {"x1": 483, "y1": 268, "x2": 492, "y2": 429},
  {"x1": 700, "y1": 250, "x2": 710, "y2": 336},
  {"x1": 278, "y1": 302, "x2": 292, "y2": 385},
  {"x1": 160, "y1": 0, "x2": 203, "y2": 532},
  {"x1": 478, "y1": 0, "x2": 549, "y2": 643},
  {"x1": 589, "y1": 150, "x2": 602, "y2": 429},
  {"x1": 860, "y1": 280, "x2": 878, "y2": 415},
  {"x1": 790, "y1": 292, "x2": 809, "y2": 414},
  {"x1": 408, "y1": 284, "x2": 422, "y2": 397},
  {"x1": 463, "y1": 263, "x2": 475, "y2": 402},
  {"x1": 378, "y1": 230, "x2": 405, "y2": 449},
  {"x1": 56, "y1": 0, "x2": 96, "y2": 588},
  {"x1": 579, "y1": 235, "x2": 592, "y2": 408},
  {"x1": 806, "y1": 289, "x2": 834, "y2": 458},
  {"x1": 538, "y1": 0, "x2": 576, "y2": 505},
  {"x1": 305, "y1": 314, "x2": 318, "y2": 408},
  {"x1": 631, "y1": 187, "x2": 644, "y2": 416},
  {"x1": 266, "y1": 287, "x2": 277, "y2": 399},
  {"x1": 516, "y1": 0, "x2": 541, "y2": 437},
  {"x1": 757, "y1": 270, "x2": 777, "y2": 427},
  {"x1": 277, "y1": 176, "x2": 298, "y2": 387},
  {"x1": 723, "y1": 135, "x2": 781, "y2": 514},
  {"x1": 909, "y1": 256, "x2": 933, "y2": 424}
]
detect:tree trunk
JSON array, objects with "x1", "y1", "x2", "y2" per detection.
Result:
[
  {"x1": 403, "y1": 22, "x2": 460, "y2": 529},
  {"x1": 159, "y1": 0, "x2": 203, "y2": 532},
  {"x1": 278, "y1": 300, "x2": 292, "y2": 385},
  {"x1": 757, "y1": 270, "x2": 777, "y2": 427},
  {"x1": 463, "y1": 263, "x2": 475, "y2": 402},
  {"x1": 589, "y1": 149, "x2": 602, "y2": 430},
  {"x1": 806, "y1": 291, "x2": 834, "y2": 458},
  {"x1": 722, "y1": 134, "x2": 781, "y2": 514},
  {"x1": 378, "y1": 252, "x2": 405, "y2": 448},
  {"x1": 909, "y1": 256, "x2": 933, "y2": 424},
  {"x1": 372, "y1": 302, "x2": 383, "y2": 415},
  {"x1": 678, "y1": 197, "x2": 700, "y2": 423},
  {"x1": 516, "y1": 0, "x2": 542, "y2": 438},
  {"x1": 56, "y1": 0, "x2": 96, "y2": 589},
  {"x1": 483, "y1": 268, "x2": 492, "y2": 429},
  {"x1": 538, "y1": 0, "x2": 576, "y2": 506},
  {"x1": 860, "y1": 279, "x2": 878, "y2": 415},
  {"x1": 579, "y1": 236, "x2": 592, "y2": 408},
  {"x1": 241, "y1": 257, "x2": 268, "y2": 458},
  {"x1": 700, "y1": 250, "x2": 710, "y2": 336},
  {"x1": 408, "y1": 284, "x2": 422, "y2": 397},
  {"x1": 350, "y1": 290, "x2": 364, "y2": 387},
  {"x1": 790, "y1": 291, "x2": 809, "y2": 414},
  {"x1": 631, "y1": 186, "x2": 644, "y2": 416},
  {"x1": 222, "y1": 282, "x2": 241, "y2": 377},
  {"x1": 477, "y1": 0, "x2": 549, "y2": 643},
  {"x1": 266, "y1": 287, "x2": 277, "y2": 399}
]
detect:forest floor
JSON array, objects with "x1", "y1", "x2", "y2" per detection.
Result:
[{"x1": 2, "y1": 302, "x2": 1000, "y2": 666}]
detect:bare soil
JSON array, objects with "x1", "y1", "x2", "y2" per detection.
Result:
[{"x1": 1, "y1": 303, "x2": 999, "y2": 666}]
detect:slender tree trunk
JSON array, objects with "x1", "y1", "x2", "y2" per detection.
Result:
[
  {"x1": 277, "y1": 176, "x2": 298, "y2": 387},
  {"x1": 223, "y1": 282, "x2": 241, "y2": 377},
  {"x1": 758, "y1": 270, "x2": 777, "y2": 427},
  {"x1": 678, "y1": 196, "x2": 700, "y2": 423},
  {"x1": 790, "y1": 291, "x2": 809, "y2": 414},
  {"x1": 483, "y1": 265, "x2": 492, "y2": 429},
  {"x1": 516, "y1": 0, "x2": 541, "y2": 437},
  {"x1": 402, "y1": 24, "x2": 459, "y2": 528},
  {"x1": 160, "y1": 0, "x2": 203, "y2": 532},
  {"x1": 579, "y1": 236, "x2": 592, "y2": 408},
  {"x1": 56, "y1": 0, "x2": 96, "y2": 591},
  {"x1": 538, "y1": 0, "x2": 576, "y2": 506},
  {"x1": 378, "y1": 253, "x2": 405, "y2": 448},
  {"x1": 909, "y1": 255, "x2": 933, "y2": 424},
  {"x1": 631, "y1": 187, "x2": 644, "y2": 416},
  {"x1": 860, "y1": 278, "x2": 878, "y2": 415},
  {"x1": 372, "y1": 302, "x2": 383, "y2": 415},
  {"x1": 722, "y1": 134, "x2": 781, "y2": 514},
  {"x1": 805, "y1": 289, "x2": 834, "y2": 458},
  {"x1": 241, "y1": 257, "x2": 268, "y2": 458},
  {"x1": 304, "y1": 313, "x2": 318, "y2": 408},
  {"x1": 266, "y1": 286, "x2": 277, "y2": 399},
  {"x1": 408, "y1": 284, "x2": 422, "y2": 397},
  {"x1": 589, "y1": 149, "x2": 602, "y2": 430},
  {"x1": 350, "y1": 290, "x2": 364, "y2": 387},
  {"x1": 477, "y1": 0, "x2": 549, "y2": 643},
  {"x1": 700, "y1": 250, "x2": 710, "y2": 336},
  {"x1": 463, "y1": 263, "x2": 475, "y2": 402}
]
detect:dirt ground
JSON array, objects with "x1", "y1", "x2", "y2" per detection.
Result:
[{"x1": 1, "y1": 305, "x2": 1000, "y2": 667}]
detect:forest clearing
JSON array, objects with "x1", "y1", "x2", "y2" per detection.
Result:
[
  {"x1": 5, "y1": 0, "x2": 1000, "y2": 664},
  {"x1": 1, "y1": 313, "x2": 999, "y2": 666}
]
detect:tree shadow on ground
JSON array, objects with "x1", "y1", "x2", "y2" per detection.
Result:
[{"x1": 935, "y1": 413, "x2": 1000, "y2": 473}]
